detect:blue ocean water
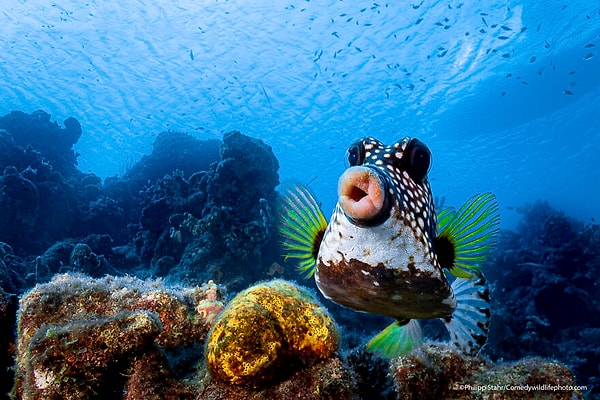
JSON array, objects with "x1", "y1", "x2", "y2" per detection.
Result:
[
  {"x1": 1, "y1": 0, "x2": 599, "y2": 229},
  {"x1": 1, "y1": 2, "x2": 600, "y2": 397}
]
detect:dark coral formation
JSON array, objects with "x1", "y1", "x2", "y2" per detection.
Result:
[
  {"x1": 0, "y1": 111, "x2": 280, "y2": 296},
  {"x1": 0, "y1": 110, "x2": 135, "y2": 256},
  {"x1": 123, "y1": 130, "x2": 220, "y2": 194},
  {"x1": 12, "y1": 273, "x2": 224, "y2": 399},
  {"x1": 345, "y1": 348, "x2": 395, "y2": 400},
  {"x1": 133, "y1": 130, "x2": 280, "y2": 290},
  {"x1": 0, "y1": 110, "x2": 81, "y2": 177},
  {"x1": 0, "y1": 235, "x2": 128, "y2": 297},
  {"x1": 485, "y1": 200, "x2": 600, "y2": 397}
]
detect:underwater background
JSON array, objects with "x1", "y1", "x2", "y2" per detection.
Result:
[{"x1": 0, "y1": 0, "x2": 599, "y2": 399}]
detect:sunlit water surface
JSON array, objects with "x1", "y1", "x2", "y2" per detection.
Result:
[{"x1": 2, "y1": 0, "x2": 599, "y2": 229}]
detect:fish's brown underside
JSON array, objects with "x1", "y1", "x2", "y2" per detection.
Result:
[{"x1": 316, "y1": 256, "x2": 455, "y2": 320}]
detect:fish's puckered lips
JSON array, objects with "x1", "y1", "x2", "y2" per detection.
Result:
[{"x1": 338, "y1": 166, "x2": 387, "y2": 224}]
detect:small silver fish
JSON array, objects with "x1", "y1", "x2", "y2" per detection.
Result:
[{"x1": 278, "y1": 137, "x2": 500, "y2": 358}]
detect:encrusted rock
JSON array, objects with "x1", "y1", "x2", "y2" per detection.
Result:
[
  {"x1": 205, "y1": 279, "x2": 339, "y2": 387},
  {"x1": 12, "y1": 273, "x2": 224, "y2": 399},
  {"x1": 391, "y1": 344, "x2": 583, "y2": 400}
]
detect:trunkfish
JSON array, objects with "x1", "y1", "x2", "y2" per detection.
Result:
[{"x1": 278, "y1": 136, "x2": 500, "y2": 358}]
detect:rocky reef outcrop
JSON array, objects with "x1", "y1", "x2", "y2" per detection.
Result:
[
  {"x1": 11, "y1": 273, "x2": 224, "y2": 400},
  {"x1": 391, "y1": 344, "x2": 582, "y2": 400},
  {"x1": 0, "y1": 111, "x2": 281, "y2": 295},
  {"x1": 0, "y1": 110, "x2": 136, "y2": 255},
  {"x1": 10, "y1": 274, "x2": 584, "y2": 400},
  {"x1": 485, "y1": 200, "x2": 600, "y2": 397},
  {"x1": 205, "y1": 280, "x2": 339, "y2": 386},
  {"x1": 11, "y1": 275, "x2": 354, "y2": 400},
  {"x1": 134, "y1": 130, "x2": 280, "y2": 290},
  {"x1": 0, "y1": 110, "x2": 81, "y2": 178},
  {"x1": 0, "y1": 110, "x2": 595, "y2": 399}
]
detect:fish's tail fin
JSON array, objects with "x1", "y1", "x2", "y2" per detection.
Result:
[
  {"x1": 277, "y1": 182, "x2": 328, "y2": 278},
  {"x1": 435, "y1": 192, "x2": 500, "y2": 279},
  {"x1": 442, "y1": 274, "x2": 490, "y2": 355},
  {"x1": 366, "y1": 319, "x2": 423, "y2": 359}
]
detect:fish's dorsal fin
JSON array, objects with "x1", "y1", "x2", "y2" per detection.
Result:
[
  {"x1": 435, "y1": 192, "x2": 500, "y2": 278},
  {"x1": 442, "y1": 274, "x2": 490, "y2": 355},
  {"x1": 277, "y1": 182, "x2": 328, "y2": 278}
]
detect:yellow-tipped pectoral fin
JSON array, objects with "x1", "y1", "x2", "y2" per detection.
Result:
[
  {"x1": 366, "y1": 319, "x2": 423, "y2": 359},
  {"x1": 277, "y1": 183, "x2": 328, "y2": 278}
]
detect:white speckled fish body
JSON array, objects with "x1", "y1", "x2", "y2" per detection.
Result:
[{"x1": 315, "y1": 137, "x2": 456, "y2": 320}]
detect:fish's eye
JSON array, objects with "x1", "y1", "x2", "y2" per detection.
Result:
[
  {"x1": 345, "y1": 141, "x2": 365, "y2": 167},
  {"x1": 404, "y1": 138, "x2": 431, "y2": 183}
]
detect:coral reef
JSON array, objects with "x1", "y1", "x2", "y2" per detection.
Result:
[
  {"x1": 205, "y1": 279, "x2": 339, "y2": 387},
  {"x1": 0, "y1": 111, "x2": 125, "y2": 256},
  {"x1": 485, "y1": 200, "x2": 600, "y2": 397},
  {"x1": 0, "y1": 235, "x2": 128, "y2": 297},
  {"x1": 0, "y1": 111, "x2": 593, "y2": 398},
  {"x1": 0, "y1": 110, "x2": 81, "y2": 177},
  {"x1": 135, "y1": 130, "x2": 280, "y2": 291},
  {"x1": 12, "y1": 273, "x2": 224, "y2": 400},
  {"x1": 123, "y1": 130, "x2": 221, "y2": 194},
  {"x1": 10, "y1": 275, "x2": 353, "y2": 400},
  {"x1": 391, "y1": 344, "x2": 582, "y2": 400},
  {"x1": 7, "y1": 273, "x2": 585, "y2": 400},
  {"x1": 0, "y1": 159, "x2": 78, "y2": 255},
  {"x1": 0, "y1": 111, "x2": 280, "y2": 297}
]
